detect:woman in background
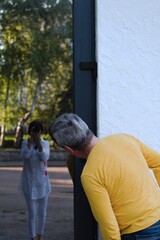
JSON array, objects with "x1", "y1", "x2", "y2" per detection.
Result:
[{"x1": 19, "y1": 120, "x2": 51, "y2": 240}]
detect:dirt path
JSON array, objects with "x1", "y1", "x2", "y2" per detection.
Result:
[{"x1": 0, "y1": 166, "x2": 74, "y2": 240}]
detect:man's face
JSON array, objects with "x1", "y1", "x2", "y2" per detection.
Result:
[{"x1": 64, "y1": 146, "x2": 85, "y2": 159}]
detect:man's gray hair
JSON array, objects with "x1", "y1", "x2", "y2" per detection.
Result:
[{"x1": 48, "y1": 113, "x2": 93, "y2": 150}]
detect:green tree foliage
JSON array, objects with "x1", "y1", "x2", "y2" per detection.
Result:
[{"x1": 0, "y1": 0, "x2": 72, "y2": 147}]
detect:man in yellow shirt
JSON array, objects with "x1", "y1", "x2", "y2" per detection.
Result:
[{"x1": 48, "y1": 113, "x2": 160, "y2": 240}]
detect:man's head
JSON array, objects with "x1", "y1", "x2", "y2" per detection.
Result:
[{"x1": 48, "y1": 113, "x2": 93, "y2": 155}]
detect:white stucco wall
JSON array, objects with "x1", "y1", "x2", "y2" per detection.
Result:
[{"x1": 97, "y1": 0, "x2": 160, "y2": 150}]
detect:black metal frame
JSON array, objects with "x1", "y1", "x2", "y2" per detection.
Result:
[{"x1": 73, "y1": 0, "x2": 97, "y2": 239}]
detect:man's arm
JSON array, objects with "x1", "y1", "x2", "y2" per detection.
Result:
[
  {"x1": 133, "y1": 137, "x2": 160, "y2": 186},
  {"x1": 81, "y1": 175, "x2": 121, "y2": 240}
]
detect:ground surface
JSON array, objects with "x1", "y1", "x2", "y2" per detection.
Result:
[{"x1": 0, "y1": 164, "x2": 74, "y2": 240}]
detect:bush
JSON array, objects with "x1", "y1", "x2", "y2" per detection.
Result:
[
  {"x1": 3, "y1": 139, "x2": 14, "y2": 148},
  {"x1": 2, "y1": 134, "x2": 61, "y2": 150}
]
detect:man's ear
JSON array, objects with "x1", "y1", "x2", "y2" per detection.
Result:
[{"x1": 64, "y1": 146, "x2": 74, "y2": 155}]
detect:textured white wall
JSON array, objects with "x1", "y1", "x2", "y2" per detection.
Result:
[{"x1": 97, "y1": 0, "x2": 160, "y2": 150}]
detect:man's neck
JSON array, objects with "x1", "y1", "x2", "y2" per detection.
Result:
[{"x1": 82, "y1": 135, "x2": 99, "y2": 159}]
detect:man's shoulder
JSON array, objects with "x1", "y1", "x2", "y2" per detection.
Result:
[{"x1": 99, "y1": 133, "x2": 133, "y2": 142}]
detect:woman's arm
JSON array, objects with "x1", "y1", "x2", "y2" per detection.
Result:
[
  {"x1": 21, "y1": 140, "x2": 32, "y2": 159},
  {"x1": 37, "y1": 140, "x2": 50, "y2": 161}
]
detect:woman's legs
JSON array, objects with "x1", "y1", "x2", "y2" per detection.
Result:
[
  {"x1": 24, "y1": 194, "x2": 48, "y2": 238},
  {"x1": 24, "y1": 194, "x2": 37, "y2": 238},
  {"x1": 37, "y1": 195, "x2": 49, "y2": 237}
]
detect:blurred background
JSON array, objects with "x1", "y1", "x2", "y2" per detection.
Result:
[{"x1": 0, "y1": 0, "x2": 73, "y2": 149}]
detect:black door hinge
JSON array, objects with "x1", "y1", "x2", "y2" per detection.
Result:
[{"x1": 80, "y1": 61, "x2": 97, "y2": 80}]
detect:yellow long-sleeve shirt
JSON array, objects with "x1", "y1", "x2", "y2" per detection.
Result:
[{"x1": 81, "y1": 134, "x2": 160, "y2": 240}]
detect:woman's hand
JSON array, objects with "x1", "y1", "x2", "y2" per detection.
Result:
[
  {"x1": 32, "y1": 132, "x2": 42, "y2": 152},
  {"x1": 28, "y1": 126, "x2": 43, "y2": 152},
  {"x1": 27, "y1": 137, "x2": 33, "y2": 150}
]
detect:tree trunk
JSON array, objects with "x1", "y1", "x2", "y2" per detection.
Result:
[
  {"x1": 0, "y1": 79, "x2": 10, "y2": 148},
  {"x1": 14, "y1": 113, "x2": 30, "y2": 148},
  {"x1": 0, "y1": 124, "x2": 5, "y2": 148},
  {"x1": 14, "y1": 79, "x2": 42, "y2": 148}
]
